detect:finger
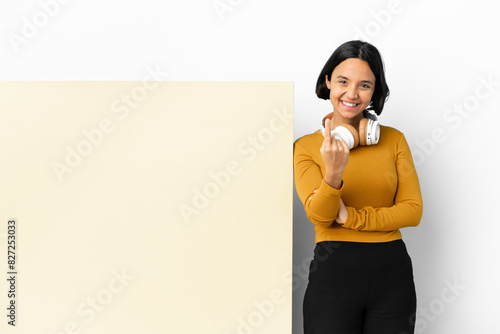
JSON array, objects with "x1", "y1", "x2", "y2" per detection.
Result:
[
  {"x1": 336, "y1": 138, "x2": 349, "y2": 153},
  {"x1": 324, "y1": 118, "x2": 331, "y2": 141}
]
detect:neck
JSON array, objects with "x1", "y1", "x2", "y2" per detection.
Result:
[{"x1": 331, "y1": 110, "x2": 364, "y2": 131}]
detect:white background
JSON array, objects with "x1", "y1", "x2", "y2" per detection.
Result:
[{"x1": 1, "y1": 0, "x2": 499, "y2": 333}]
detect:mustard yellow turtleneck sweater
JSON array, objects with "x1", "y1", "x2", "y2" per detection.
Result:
[{"x1": 293, "y1": 125, "x2": 423, "y2": 243}]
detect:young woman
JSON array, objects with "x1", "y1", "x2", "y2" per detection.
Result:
[{"x1": 294, "y1": 40, "x2": 423, "y2": 333}]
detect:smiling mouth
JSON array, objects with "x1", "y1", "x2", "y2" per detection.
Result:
[{"x1": 341, "y1": 100, "x2": 359, "y2": 107}]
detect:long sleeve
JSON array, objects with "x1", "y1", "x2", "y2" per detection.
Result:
[
  {"x1": 293, "y1": 126, "x2": 422, "y2": 243},
  {"x1": 293, "y1": 139, "x2": 342, "y2": 227},
  {"x1": 342, "y1": 133, "x2": 423, "y2": 231}
]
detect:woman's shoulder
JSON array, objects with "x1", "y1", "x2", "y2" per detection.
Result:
[
  {"x1": 380, "y1": 124, "x2": 405, "y2": 139},
  {"x1": 379, "y1": 125, "x2": 411, "y2": 151}
]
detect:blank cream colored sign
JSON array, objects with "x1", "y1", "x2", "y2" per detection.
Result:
[{"x1": 0, "y1": 81, "x2": 293, "y2": 333}]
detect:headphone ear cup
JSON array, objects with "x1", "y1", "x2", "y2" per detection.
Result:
[
  {"x1": 341, "y1": 123, "x2": 359, "y2": 149},
  {"x1": 358, "y1": 119, "x2": 368, "y2": 146},
  {"x1": 358, "y1": 118, "x2": 380, "y2": 145},
  {"x1": 331, "y1": 124, "x2": 359, "y2": 149},
  {"x1": 367, "y1": 119, "x2": 380, "y2": 145}
]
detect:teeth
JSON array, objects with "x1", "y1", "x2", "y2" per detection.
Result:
[{"x1": 342, "y1": 101, "x2": 357, "y2": 107}]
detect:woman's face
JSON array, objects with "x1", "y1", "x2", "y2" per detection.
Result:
[{"x1": 325, "y1": 58, "x2": 375, "y2": 122}]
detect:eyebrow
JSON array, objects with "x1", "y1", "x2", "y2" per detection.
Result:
[{"x1": 336, "y1": 75, "x2": 374, "y2": 85}]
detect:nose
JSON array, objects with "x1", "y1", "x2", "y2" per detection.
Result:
[{"x1": 345, "y1": 84, "x2": 359, "y2": 100}]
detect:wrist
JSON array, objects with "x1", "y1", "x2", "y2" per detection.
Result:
[
  {"x1": 336, "y1": 199, "x2": 348, "y2": 225},
  {"x1": 324, "y1": 171, "x2": 343, "y2": 189}
]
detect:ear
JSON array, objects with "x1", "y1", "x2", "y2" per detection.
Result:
[{"x1": 325, "y1": 74, "x2": 331, "y2": 89}]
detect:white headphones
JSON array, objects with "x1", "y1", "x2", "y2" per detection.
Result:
[{"x1": 321, "y1": 112, "x2": 380, "y2": 149}]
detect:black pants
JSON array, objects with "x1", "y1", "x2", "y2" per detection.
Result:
[{"x1": 303, "y1": 240, "x2": 416, "y2": 334}]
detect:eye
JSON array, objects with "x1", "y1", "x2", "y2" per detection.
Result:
[
  {"x1": 338, "y1": 80, "x2": 348, "y2": 85},
  {"x1": 361, "y1": 83, "x2": 372, "y2": 89}
]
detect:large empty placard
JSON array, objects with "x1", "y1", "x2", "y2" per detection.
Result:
[{"x1": 0, "y1": 81, "x2": 293, "y2": 333}]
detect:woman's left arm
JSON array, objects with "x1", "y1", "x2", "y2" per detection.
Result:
[{"x1": 336, "y1": 133, "x2": 423, "y2": 231}]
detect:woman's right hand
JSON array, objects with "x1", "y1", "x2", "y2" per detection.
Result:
[{"x1": 320, "y1": 118, "x2": 350, "y2": 189}]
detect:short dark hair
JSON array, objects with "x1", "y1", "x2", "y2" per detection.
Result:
[{"x1": 315, "y1": 40, "x2": 390, "y2": 116}]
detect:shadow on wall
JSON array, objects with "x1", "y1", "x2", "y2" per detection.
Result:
[{"x1": 292, "y1": 187, "x2": 316, "y2": 334}]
